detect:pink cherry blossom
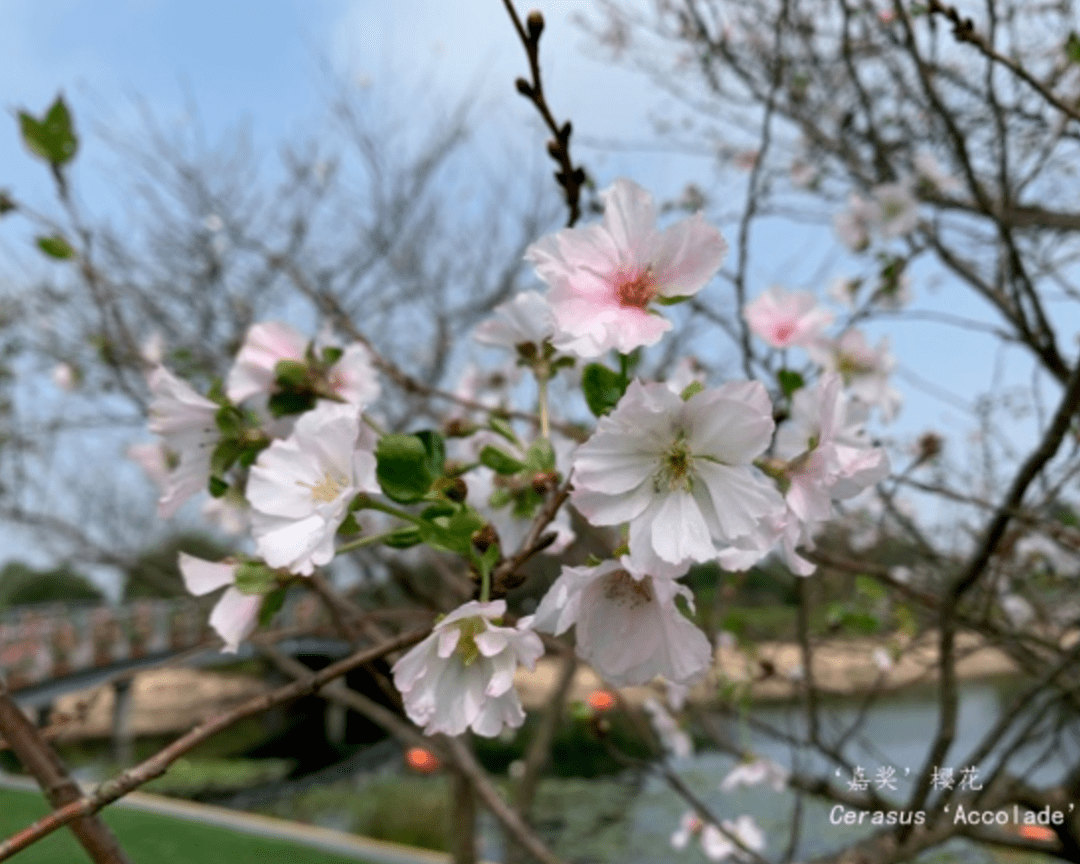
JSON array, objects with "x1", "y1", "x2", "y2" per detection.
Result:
[
  {"x1": 525, "y1": 178, "x2": 728, "y2": 357},
  {"x1": 391, "y1": 600, "x2": 543, "y2": 737},
  {"x1": 744, "y1": 285, "x2": 834, "y2": 349}
]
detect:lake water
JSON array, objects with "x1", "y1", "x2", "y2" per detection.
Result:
[{"x1": 484, "y1": 677, "x2": 1073, "y2": 863}]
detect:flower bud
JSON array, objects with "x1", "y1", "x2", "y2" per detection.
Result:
[
  {"x1": 515, "y1": 77, "x2": 533, "y2": 98},
  {"x1": 471, "y1": 524, "x2": 500, "y2": 555},
  {"x1": 526, "y1": 10, "x2": 544, "y2": 41}
]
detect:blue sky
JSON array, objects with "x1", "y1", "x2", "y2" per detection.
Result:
[{"x1": 1, "y1": 1, "x2": 1067, "y2": 591}]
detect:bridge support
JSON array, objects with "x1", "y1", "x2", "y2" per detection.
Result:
[
  {"x1": 325, "y1": 700, "x2": 346, "y2": 746},
  {"x1": 111, "y1": 679, "x2": 135, "y2": 767}
]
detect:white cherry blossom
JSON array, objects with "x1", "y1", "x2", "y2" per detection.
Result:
[
  {"x1": 720, "y1": 757, "x2": 790, "y2": 792},
  {"x1": 246, "y1": 401, "x2": 378, "y2": 575},
  {"x1": 531, "y1": 556, "x2": 712, "y2": 686},
  {"x1": 391, "y1": 600, "x2": 543, "y2": 737},
  {"x1": 178, "y1": 554, "x2": 261, "y2": 653},
  {"x1": 571, "y1": 379, "x2": 785, "y2": 571},
  {"x1": 807, "y1": 330, "x2": 901, "y2": 422},
  {"x1": 146, "y1": 365, "x2": 220, "y2": 518}
]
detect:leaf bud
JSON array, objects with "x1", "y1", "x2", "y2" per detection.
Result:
[{"x1": 515, "y1": 77, "x2": 533, "y2": 98}]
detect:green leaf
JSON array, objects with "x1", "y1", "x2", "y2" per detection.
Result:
[
  {"x1": 1066, "y1": 31, "x2": 1080, "y2": 63},
  {"x1": 679, "y1": 381, "x2": 704, "y2": 401},
  {"x1": 488, "y1": 488, "x2": 512, "y2": 509},
  {"x1": 258, "y1": 587, "x2": 288, "y2": 626},
  {"x1": 581, "y1": 362, "x2": 627, "y2": 417},
  {"x1": 655, "y1": 293, "x2": 693, "y2": 306},
  {"x1": 208, "y1": 476, "x2": 229, "y2": 497},
  {"x1": 321, "y1": 346, "x2": 343, "y2": 366},
  {"x1": 488, "y1": 416, "x2": 519, "y2": 444},
  {"x1": 36, "y1": 235, "x2": 75, "y2": 260},
  {"x1": 209, "y1": 439, "x2": 245, "y2": 476},
  {"x1": 267, "y1": 391, "x2": 316, "y2": 417},
  {"x1": 19, "y1": 96, "x2": 78, "y2": 165},
  {"x1": 417, "y1": 507, "x2": 486, "y2": 555},
  {"x1": 274, "y1": 359, "x2": 310, "y2": 389},
  {"x1": 415, "y1": 429, "x2": 446, "y2": 479},
  {"x1": 376, "y1": 433, "x2": 435, "y2": 503},
  {"x1": 524, "y1": 438, "x2": 556, "y2": 473},
  {"x1": 234, "y1": 561, "x2": 277, "y2": 595},
  {"x1": 480, "y1": 444, "x2": 526, "y2": 475},
  {"x1": 778, "y1": 369, "x2": 805, "y2": 398},
  {"x1": 215, "y1": 405, "x2": 244, "y2": 437}
]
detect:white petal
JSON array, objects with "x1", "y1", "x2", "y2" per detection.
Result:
[{"x1": 178, "y1": 554, "x2": 235, "y2": 596}]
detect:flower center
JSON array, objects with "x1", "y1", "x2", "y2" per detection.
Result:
[
  {"x1": 296, "y1": 470, "x2": 348, "y2": 504},
  {"x1": 836, "y1": 352, "x2": 874, "y2": 382},
  {"x1": 455, "y1": 616, "x2": 487, "y2": 667},
  {"x1": 773, "y1": 320, "x2": 797, "y2": 344},
  {"x1": 614, "y1": 266, "x2": 657, "y2": 310},
  {"x1": 654, "y1": 432, "x2": 694, "y2": 493},
  {"x1": 602, "y1": 569, "x2": 654, "y2": 609}
]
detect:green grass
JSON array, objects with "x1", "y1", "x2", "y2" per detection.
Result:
[{"x1": 0, "y1": 788, "x2": 379, "y2": 864}]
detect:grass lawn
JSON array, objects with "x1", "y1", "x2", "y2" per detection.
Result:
[{"x1": 0, "y1": 788, "x2": 380, "y2": 864}]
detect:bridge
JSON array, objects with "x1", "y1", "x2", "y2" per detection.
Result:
[{"x1": 0, "y1": 594, "x2": 385, "y2": 768}]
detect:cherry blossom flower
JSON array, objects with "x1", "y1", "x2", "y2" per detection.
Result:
[
  {"x1": 531, "y1": 556, "x2": 712, "y2": 686},
  {"x1": 51, "y1": 363, "x2": 76, "y2": 391},
  {"x1": 775, "y1": 374, "x2": 890, "y2": 523},
  {"x1": 871, "y1": 181, "x2": 919, "y2": 240},
  {"x1": 744, "y1": 285, "x2": 834, "y2": 349},
  {"x1": 914, "y1": 151, "x2": 960, "y2": 194},
  {"x1": 391, "y1": 600, "x2": 543, "y2": 737},
  {"x1": 672, "y1": 812, "x2": 767, "y2": 862},
  {"x1": 146, "y1": 365, "x2": 220, "y2": 518},
  {"x1": 720, "y1": 757, "x2": 790, "y2": 792},
  {"x1": 571, "y1": 380, "x2": 785, "y2": 571},
  {"x1": 178, "y1": 554, "x2": 261, "y2": 653},
  {"x1": 833, "y1": 193, "x2": 877, "y2": 252},
  {"x1": 227, "y1": 321, "x2": 308, "y2": 403},
  {"x1": 226, "y1": 321, "x2": 380, "y2": 409},
  {"x1": 525, "y1": 178, "x2": 728, "y2": 357},
  {"x1": 246, "y1": 401, "x2": 378, "y2": 575},
  {"x1": 643, "y1": 697, "x2": 693, "y2": 759},
  {"x1": 770, "y1": 374, "x2": 889, "y2": 573},
  {"x1": 807, "y1": 329, "x2": 901, "y2": 422},
  {"x1": 472, "y1": 290, "x2": 557, "y2": 353}
]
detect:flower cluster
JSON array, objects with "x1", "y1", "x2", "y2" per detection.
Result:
[{"x1": 133, "y1": 177, "x2": 893, "y2": 748}]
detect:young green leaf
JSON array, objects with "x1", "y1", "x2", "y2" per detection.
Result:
[
  {"x1": 581, "y1": 363, "x2": 627, "y2": 417},
  {"x1": 36, "y1": 235, "x2": 75, "y2": 260},
  {"x1": 480, "y1": 445, "x2": 526, "y2": 475},
  {"x1": 376, "y1": 433, "x2": 435, "y2": 502}
]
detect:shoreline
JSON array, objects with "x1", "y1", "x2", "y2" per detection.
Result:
[{"x1": 513, "y1": 629, "x2": 1022, "y2": 710}]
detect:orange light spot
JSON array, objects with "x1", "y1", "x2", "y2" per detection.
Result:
[
  {"x1": 586, "y1": 689, "x2": 617, "y2": 713},
  {"x1": 1017, "y1": 824, "x2": 1056, "y2": 842},
  {"x1": 405, "y1": 747, "x2": 441, "y2": 774}
]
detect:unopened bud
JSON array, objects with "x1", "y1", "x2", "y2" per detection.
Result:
[
  {"x1": 526, "y1": 10, "x2": 545, "y2": 41},
  {"x1": 531, "y1": 471, "x2": 558, "y2": 495},
  {"x1": 916, "y1": 431, "x2": 943, "y2": 463},
  {"x1": 471, "y1": 524, "x2": 500, "y2": 555},
  {"x1": 515, "y1": 77, "x2": 533, "y2": 98},
  {"x1": 444, "y1": 418, "x2": 476, "y2": 438},
  {"x1": 439, "y1": 477, "x2": 468, "y2": 504},
  {"x1": 558, "y1": 121, "x2": 572, "y2": 142}
]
